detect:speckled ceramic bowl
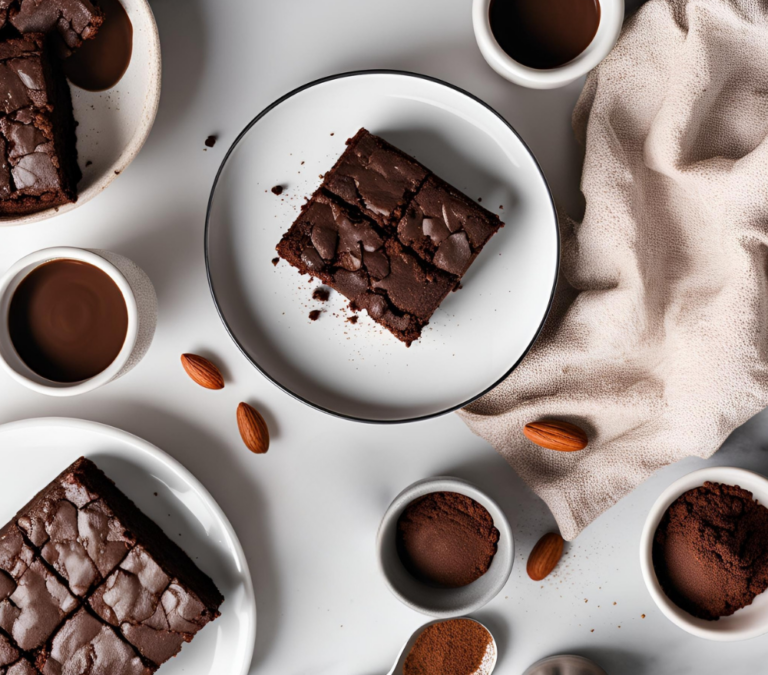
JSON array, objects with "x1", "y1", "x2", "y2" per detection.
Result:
[
  {"x1": 377, "y1": 476, "x2": 514, "y2": 618},
  {"x1": 640, "y1": 466, "x2": 768, "y2": 641},
  {"x1": 0, "y1": 247, "x2": 157, "y2": 395},
  {"x1": 0, "y1": 0, "x2": 162, "y2": 226}
]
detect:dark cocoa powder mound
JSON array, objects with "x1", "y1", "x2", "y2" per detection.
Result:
[
  {"x1": 403, "y1": 619, "x2": 492, "y2": 675},
  {"x1": 397, "y1": 492, "x2": 499, "y2": 588},
  {"x1": 653, "y1": 482, "x2": 768, "y2": 620}
]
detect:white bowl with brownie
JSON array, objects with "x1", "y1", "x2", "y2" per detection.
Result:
[
  {"x1": 0, "y1": 0, "x2": 161, "y2": 225},
  {"x1": 640, "y1": 466, "x2": 768, "y2": 641},
  {"x1": 0, "y1": 246, "x2": 157, "y2": 396},
  {"x1": 473, "y1": 0, "x2": 624, "y2": 89},
  {"x1": 377, "y1": 476, "x2": 514, "y2": 618}
]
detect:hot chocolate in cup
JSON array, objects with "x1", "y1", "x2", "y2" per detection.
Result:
[{"x1": 0, "y1": 247, "x2": 157, "y2": 396}]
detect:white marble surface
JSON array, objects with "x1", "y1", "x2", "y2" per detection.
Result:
[{"x1": 1, "y1": 0, "x2": 766, "y2": 672}]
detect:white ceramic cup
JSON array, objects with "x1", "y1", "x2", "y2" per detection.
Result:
[
  {"x1": 0, "y1": 247, "x2": 157, "y2": 396},
  {"x1": 640, "y1": 466, "x2": 768, "y2": 641},
  {"x1": 377, "y1": 476, "x2": 514, "y2": 618},
  {"x1": 472, "y1": 0, "x2": 625, "y2": 89}
]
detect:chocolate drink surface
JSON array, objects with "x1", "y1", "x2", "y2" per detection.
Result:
[
  {"x1": 489, "y1": 0, "x2": 601, "y2": 69},
  {"x1": 63, "y1": 0, "x2": 133, "y2": 91},
  {"x1": 8, "y1": 259, "x2": 128, "y2": 382}
]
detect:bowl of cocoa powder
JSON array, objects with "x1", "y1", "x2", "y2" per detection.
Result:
[
  {"x1": 640, "y1": 467, "x2": 768, "y2": 640},
  {"x1": 377, "y1": 477, "x2": 513, "y2": 617}
]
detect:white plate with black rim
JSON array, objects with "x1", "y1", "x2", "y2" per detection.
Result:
[
  {"x1": 0, "y1": 417, "x2": 256, "y2": 675},
  {"x1": 206, "y1": 70, "x2": 558, "y2": 423}
]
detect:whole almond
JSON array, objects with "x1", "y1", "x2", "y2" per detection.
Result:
[
  {"x1": 237, "y1": 402, "x2": 269, "y2": 454},
  {"x1": 523, "y1": 420, "x2": 588, "y2": 452},
  {"x1": 181, "y1": 354, "x2": 224, "y2": 390},
  {"x1": 527, "y1": 532, "x2": 564, "y2": 581}
]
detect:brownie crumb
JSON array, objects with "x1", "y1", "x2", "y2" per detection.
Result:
[
  {"x1": 347, "y1": 316, "x2": 358, "y2": 324},
  {"x1": 309, "y1": 309, "x2": 321, "y2": 321},
  {"x1": 205, "y1": 135, "x2": 217, "y2": 148},
  {"x1": 85, "y1": 160, "x2": 93, "y2": 167},
  {"x1": 271, "y1": 185, "x2": 284, "y2": 195},
  {"x1": 271, "y1": 257, "x2": 279, "y2": 266},
  {"x1": 478, "y1": 197, "x2": 482, "y2": 202},
  {"x1": 312, "y1": 287, "x2": 330, "y2": 302}
]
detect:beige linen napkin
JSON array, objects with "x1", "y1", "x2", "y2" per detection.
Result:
[{"x1": 459, "y1": 0, "x2": 768, "y2": 540}]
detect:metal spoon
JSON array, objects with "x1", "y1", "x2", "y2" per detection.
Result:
[{"x1": 387, "y1": 618, "x2": 498, "y2": 675}]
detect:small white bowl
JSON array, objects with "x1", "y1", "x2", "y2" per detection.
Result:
[
  {"x1": 0, "y1": 0, "x2": 162, "y2": 226},
  {"x1": 472, "y1": 0, "x2": 625, "y2": 89},
  {"x1": 0, "y1": 247, "x2": 157, "y2": 396},
  {"x1": 377, "y1": 476, "x2": 514, "y2": 618},
  {"x1": 640, "y1": 466, "x2": 768, "y2": 641}
]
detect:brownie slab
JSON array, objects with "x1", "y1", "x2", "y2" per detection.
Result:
[
  {"x1": 395, "y1": 175, "x2": 503, "y2": 277},
  {"x1": 1, "y1": 457, "x2": 224, "y2": 673},
  {"x1": 321, "y1": 128, "x2": 428, "y2": 229},
  {"x1": 8, "y1": 0, "x2": 104, "y2": 55},
  {"x1": 276, "y1": 191, "x2": 456, "y2": 345},
  {"x1": 37, "y1": 608, "x2": 152, "y2": 675},
  {"x1": 0, "y1": 523, "x2": 77, "y2": 652},
  {"x1": 0, "y1": 34, "x2": 80, "y2": 215}
]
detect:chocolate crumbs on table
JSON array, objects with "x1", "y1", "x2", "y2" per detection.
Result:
[
  {"x1": 312, "y1": 287, "x2": 330, "y2": 302},
  {"x1": 271, "y1": 185, "x2": 284, "y2": 195},
  {"x1": 309, "y1": 309, "x2": 321, "y2": 321},
  {"x1": 205, "y1": 135, "x2": 217, "y2": 148}
]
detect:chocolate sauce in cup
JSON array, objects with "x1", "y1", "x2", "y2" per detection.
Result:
[
  {"x1": 0, "y1": 247, "x2": 157, "y2": 396},
  {"x1": 8, "y1": 259, "x2": 129, "y2": 383}
]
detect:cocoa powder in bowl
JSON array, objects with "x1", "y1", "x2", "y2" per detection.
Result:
[
  {"x1": 396, "y1": 492, "x2": 500, "y2": 588},
  {"x1": 653, "y1": 481, "x2": 768, "y2": 620},
  {"x1": 404, "y1": 619, "x2": 494, "y2": 675}
]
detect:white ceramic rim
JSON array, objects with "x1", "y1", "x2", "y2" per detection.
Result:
[
  {"x1": 0, "y1": 416, "x2": 257, "y2": 674},
  {"x1": 639, "y1": 466, "x2": 768, "y2": 641},
  {"x1": 205, "y1": 69, "x2": 560, "y2": 425},
  {"x1": 0, "y1": 0, "x2": 162, "y2": 226},
  {"x1": 472, "y1": 0, "x2": 625, "y2": 89},
  {"x1": 376, "y1": 476, "x2": 514, "y2": 618},
  {"x1": 0, "y1": 247, "x2": 139, "y2": 396}
]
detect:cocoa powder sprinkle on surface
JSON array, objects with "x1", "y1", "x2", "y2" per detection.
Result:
[{"x1": 403, "y1": 619, "x2": 493, "y2": 675}]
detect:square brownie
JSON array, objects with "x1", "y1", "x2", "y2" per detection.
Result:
[
  {"x1": 37, "y1": 608, "x2": 152, "y2": 675},
  {"x1": 0, "y1": 34, "x2": 80, "y2": 215},
  {"x1": 276, "y1": 191, "x2": 456, "y2": 345},
  {"x1": 90, "y1": 545, "x2": 220, "y2": 667},
  {"x1": 0, "y1": 631, "x2": 37, "y2": 675},
  {"x1": 0, "y1": 523, "x2": 77, "y2": 652},
  {"x1": 8, "y1": 0, "x2": 104, "y2": 55},
  {"x1": 394, "y1": 175, "x2": 503, "y2": 277},
  {"x1": 321, "y1": 128, "x2": 428, "y2": 229}
]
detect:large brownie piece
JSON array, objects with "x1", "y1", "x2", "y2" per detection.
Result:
[
  {"x1": 0, "y1": 457, "x2": 224, "y2": 673},
  {"x1": 276, "y1": 191, "x2": 457, "y2": 345},
  {"x1": 37, "y1": 608, "x2": 151, "y2": 675},
  {"x1": 0, "y1": 523, "x2": 77, "y2": 651},
  {"x1": 321, "y1": 128, "x2": 428, "y2": 229},
  {"x1": 7, "y1": 0, "x2": 104, "y2": 55},
  {"x1": 395, "y1": 175, "x2": 503, "y2": 277},
  {"x1": 0, "y1": 34, "x2": 80, "y2": 215}
]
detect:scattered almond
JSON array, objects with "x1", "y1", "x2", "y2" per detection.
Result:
[
  {"x1": 527, "y1": 532, "x2": 564, "y2": 581},
  {"x1": 237, "y1": 402, "x2": 269, "y2": 454},
  {"x1": 523, "y1": 420, "x2": 588, "y2": 452},
  {"x1": 181, "y1": 354, "x2": 224, "y2": 390}
]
